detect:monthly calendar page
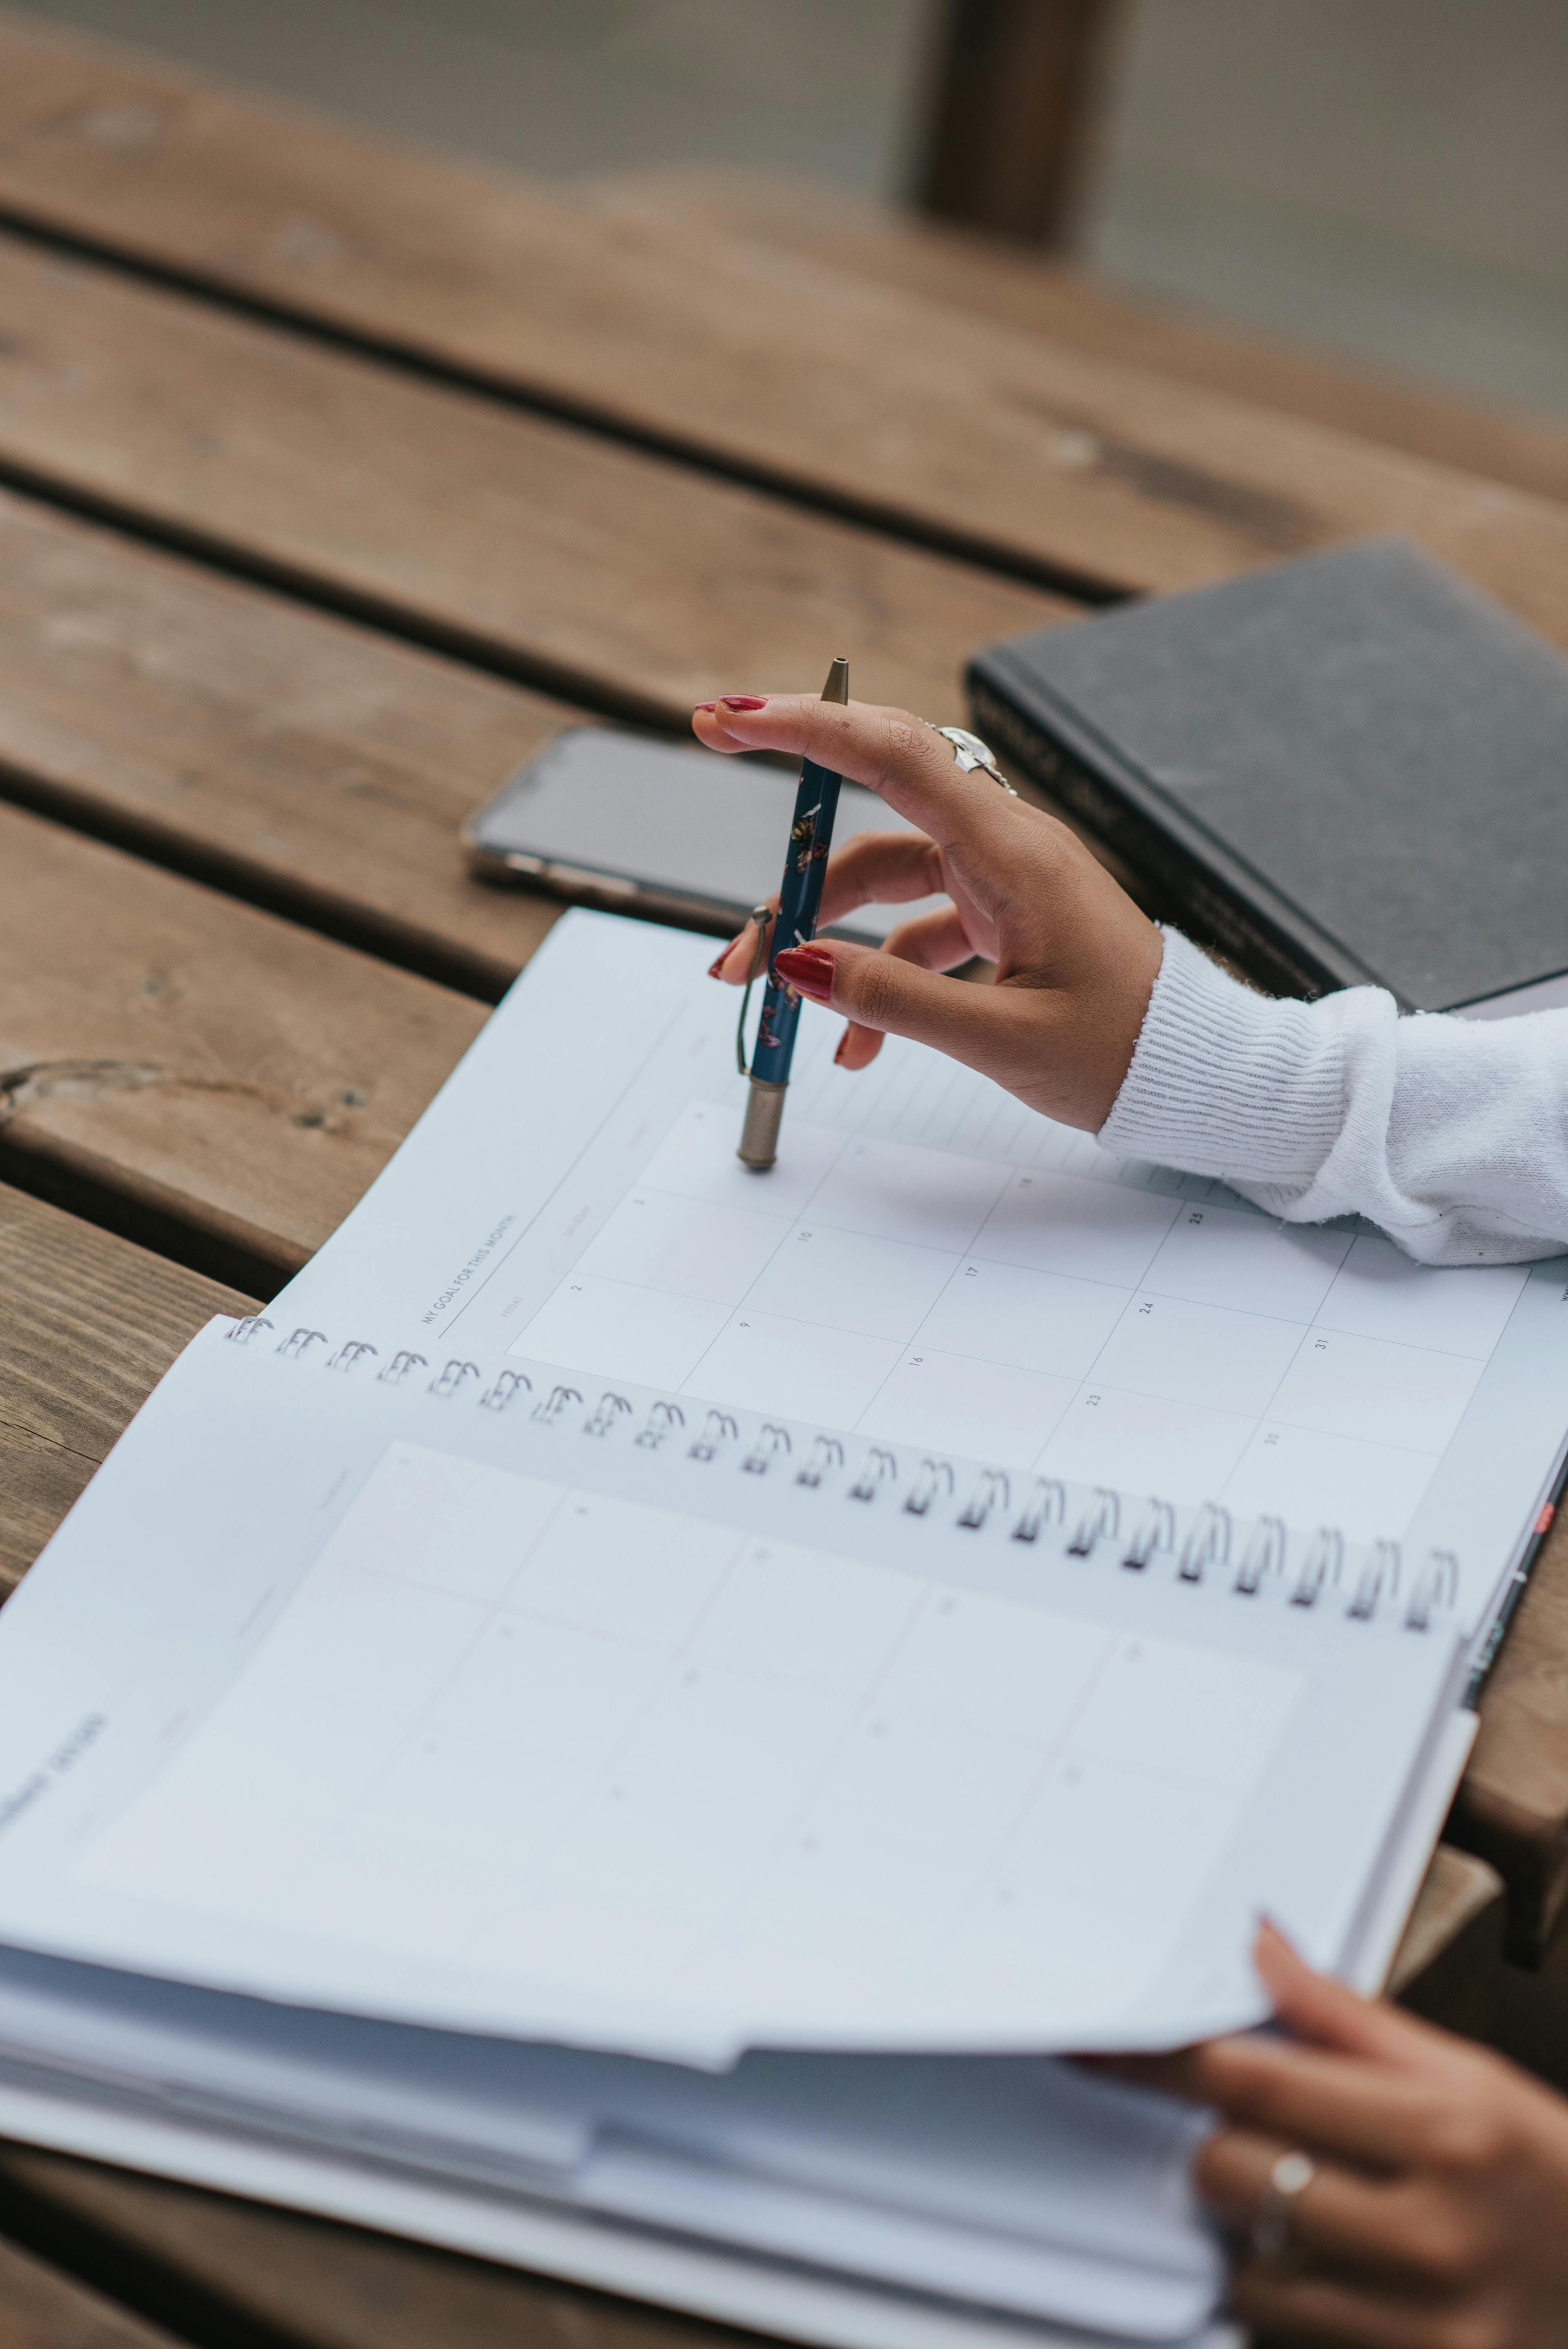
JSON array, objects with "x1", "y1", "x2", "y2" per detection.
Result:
[
  {"x1": 274, "y1": 913, "x2": 1568, "y2": 1637},
  {"x1": 0, "y1": 1327, "x2": 1459, "y2": 2060},
  {"x1": 508, "y1": 1099, "x2": 1520, "y2": 1546}
]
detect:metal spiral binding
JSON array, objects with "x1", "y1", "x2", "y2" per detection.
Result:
[
  {"x1": 1123, "y1": 1499, "x2": 1174, "y2": 1570},
  {"x1": 1012, "y1": 1479, "x2": 1065, "y2": 1543},
  {"x1": 905, "y1": 1459, "x2": 955, "y2": 1517},
  {"x1": 635, "y1": 1400, "x2": 683, "y2": 1450},
  {"x1": 849, "y1": 1447, "x2": 897, "y2": 1502},
  {"x1": 796, "y1": 1435, "x2": 844, "y2": 1489},
  {"x1": 688, "y1": 1410, "x2": 737, "y2": 1463},
  {"x1": 742, "y1": 1424, "x2": 791, "y2": 1475},
  {"x1": 1292, "y1": 1527, "x2": 1344, "y2": 1608},
  {"x1": 1179, "y1": 1502, "x2": 1230, "y2": 1583},
  {"x1": 1068, "y1": 1488, "x2": 1120, "y2": 1557},
  {"x1": 252, "y1": 1321, "x2": 1463, "y2": 1632},
  {"x1": 1405, "y1": 1549, "x2": 1459, "y2": 1632},
  {"x1": 225, "y1": 1315, "x2": 274, "y2": 1345},
  {"x1": 958, "y1": 1469, "x2": 1010, "y2": 1530},
  {"x1": 277, "y1": 1327, "x2": 327, "y2": 1362},
  {"x1": 1234, "y1": 1516, "x2": 1286, "y2": 1596},
  {"x1": 532, "y1": 1383, "x2": 580, "y2": 1425},
  {"x1": 1348, "y1": 1539, "x2": 1401, "y2": 1621}
]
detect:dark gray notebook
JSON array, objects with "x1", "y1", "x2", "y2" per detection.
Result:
[{"x1": 967, "y1": 537, "x2": 1568, "y2": 1011}]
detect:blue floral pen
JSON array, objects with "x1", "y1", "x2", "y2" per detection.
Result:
[{"x1": 736, "y1": 655, "x2": 849, "y2": 1170}]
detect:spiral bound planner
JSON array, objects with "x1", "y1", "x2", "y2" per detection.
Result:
[
  {"x1": 0, "y1": 904, "x2": 1552, "y2": 2347},
  {"x1": 227, "y1": 1304, "x2": 1461, "y2": 1633},
  {"x1": 0, "y1": 1298, "x2": 1479, "y2": 2349}
]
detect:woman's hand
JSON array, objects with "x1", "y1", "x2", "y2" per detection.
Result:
[
  {"x1": 693, "y1": 693, "x2": 1162, "y2": 1132},
  {"x1": 1123, "y1": 1923, "x2": 1568, "y2": 2348}
]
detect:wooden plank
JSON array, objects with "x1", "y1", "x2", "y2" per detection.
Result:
[
  {"x1": 0, "y1": 1183, "x2": 252, "y2": 1591},
  {"x1": 0, "y1": 798, "x2": 485, "y2": 1292},
  {"x1": 0, "y1": 486, "x2": 572, "y2": 998},
  {"x1": 914, "y1": 0, "x2": 1121, "y2": 245},
  {"x1": 0, "y1": 2224, "x2": 186, "y2": 2348},
  {"x1": 0, "y1": 2146, "x2": 740, "y2": 2349},
  {"x1": 0, "y1": 16, "x2": 1564, "y2": 636},
  {"x1": 1387, "y1": 1846, "x2": 1504, "y2": 2041},
  {"x1": 0, "y1": 231, "x2": 1065, "y2": 734},
  {"x1": 1455, "y1": 1509, "x2": 1568, "y2": 1963},
  {"x1": 597, "y1": 168, "x2": 1568, "y2": 510},
  {"x1": 0, "y1": 485, "x2": 1070, "y2": 1020}
]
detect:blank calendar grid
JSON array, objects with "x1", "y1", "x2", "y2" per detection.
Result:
[
  {"x1": 78, "y1": 1444, "x2": 1301, "y2": 2020},
  {"x1": 512, "y1": 1101, "x2": 1530, "y2": 1540}
]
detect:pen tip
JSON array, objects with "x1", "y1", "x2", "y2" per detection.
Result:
[{"x1": 820, "y1": 655, "x2": 849, "y2": 704}]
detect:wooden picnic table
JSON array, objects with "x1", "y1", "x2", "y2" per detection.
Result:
[{"x1": 0, "y1": 7, "x2": 1560, "y2": 2339}]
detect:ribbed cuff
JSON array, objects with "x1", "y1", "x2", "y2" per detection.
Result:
[{"x1": 1098, "y1": 929, "x2": 1352, "y2": 1183}]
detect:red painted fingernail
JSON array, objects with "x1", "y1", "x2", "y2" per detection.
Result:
[
  {"x1": 695, "y1": 701, "x2": 716, "y2": 713},
  {"x1": 775, "y1": 944, "x2": 834, "y2": 1001},
  {"x1": 720, "y1": 695, "x2": 768, "y2": 711},
  {"x1": 707, "y1": 936, "x2": 741, "y2": 979}
]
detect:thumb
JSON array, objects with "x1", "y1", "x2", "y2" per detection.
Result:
[{"x1": 775, "y1": 939, "x2": 1025, "y2": 1079}]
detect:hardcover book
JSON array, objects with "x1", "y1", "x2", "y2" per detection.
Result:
[{"x1": 967, "y1": 537, "x2": 1568, "y2": 1011}]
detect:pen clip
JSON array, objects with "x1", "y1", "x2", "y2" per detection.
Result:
[{"x1": 735, "y1": 903, "x2": 774, "y2": 1077}]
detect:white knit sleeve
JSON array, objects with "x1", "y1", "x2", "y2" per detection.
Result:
[{"x1": 1098, "y1": 928, "x2": 1568, "y2": 1266}]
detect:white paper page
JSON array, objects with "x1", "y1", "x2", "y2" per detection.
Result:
[
  {"x1": 0, "y1": 1937, "x2": 1220, "y2": 2335},
  {"x1": 0, "y1": 1323, "x2": 1461, "y2": 2064},
  {"x1": 0, "y1": 2082, "x2": 1236, "y2": 2349},
  {"x1": 271, "y1": 912, "x2": 1568, "y2": 1640},
  {"x1": 1353, "y1": 1707, "x2": 1481, "y2": 1998}
]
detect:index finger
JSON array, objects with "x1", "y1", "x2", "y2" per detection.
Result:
[
  {"x1": 692, "y1": 695, "x2": 1025, "y2": 854},
  {"x1": 1118, "y1": 2034, "x2": 1448, "y2": 2172}
]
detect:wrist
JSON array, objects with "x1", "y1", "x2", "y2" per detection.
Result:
[{"x1": 1096, "y1": 929, "x2": 1350, "y2": 1181}]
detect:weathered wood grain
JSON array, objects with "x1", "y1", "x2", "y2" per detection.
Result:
[
  {"x1": 0, "y1": 232, "x2": 1064, "y2": 733},
  {"x1": 1387, "y1": 1846, "x2": 1504, "y2": 2039},
  {"x1": 0, "y1": 2146, "x2": 752, "y2": 2349},
  {"x1": 0, "y1": 2223, "x2": 185, "y2": 2349},
  {"x1": 0, "y1": 487, "x2": 572, "y2": 997},
  {"x1": 0, "y1": 1183, "x2": 252, "y2": 1589},
  {"x1": 1455, "y1": 1511, "x2": 1568, "y2": 1963},
  {"x1": 603, "y1": 169, "x2": 1568, "y2": 510},
  {"x1": 0, "y1": 800, "x2": 484, "y2": 1290},
  {"x1": 0, "y1": 15, "x2": 1564, "y2": 636}
]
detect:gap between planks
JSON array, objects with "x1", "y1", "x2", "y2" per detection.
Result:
[
  {"x1": 0, "y1": 795, "x2": 488, "y2": 1293},
  {"x1": 0, "y1": 14, "x2": 1564, "y2": 644},
  {"x1": 596, "y1": 168, "x2": 1568, "y2": 511},
  {"x1": 0, "y1": 227, "x2": 1071, "y2": 735}
]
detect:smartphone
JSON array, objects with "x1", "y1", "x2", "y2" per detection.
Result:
[{"x1": 462, "y1": 727, "x2": 949, "y2": 943}]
